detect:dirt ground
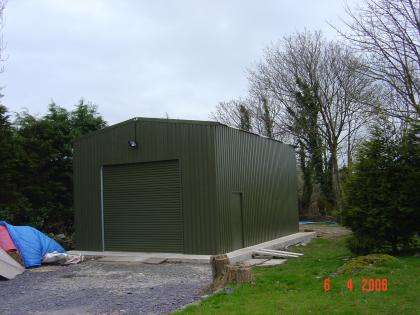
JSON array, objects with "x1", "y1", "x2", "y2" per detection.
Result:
[
  {"x1": 299, "y1": 223, "x2": 352, "y2": 239},
  {"x1": 0, "y1": 260, "x2": 211, "y2": 315}
]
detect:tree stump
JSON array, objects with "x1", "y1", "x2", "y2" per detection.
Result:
[
  {"x1": 207, "y1": 255, "x2": 255, "y2": 292},
  {"x1": 210, "y1": 254, "x2": 229, "y2": 280},
  {"x1": 225, "y1": 264, "x2": 255, "y2": 284}
]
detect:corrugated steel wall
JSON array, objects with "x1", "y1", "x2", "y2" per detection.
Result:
[
  {"x1": 74, "y1": 118, "x2": 218, "y2": 254},
  {"x1": 214, "y1": 126, "x2": 299, "y2": 253}
]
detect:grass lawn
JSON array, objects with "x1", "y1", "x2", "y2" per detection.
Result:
[{"x1": 178, "y1": 236, "x2": 420, "y2": 315}]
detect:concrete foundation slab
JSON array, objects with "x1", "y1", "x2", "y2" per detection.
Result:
[
  {"x1": 97, "y1": 256, "x2": 147, "y2": 263},
  {"x1": 69, "y1": 232, "x2": 316, "y2": 264},
  {"x1": 68, "y1": 251, "x2": 210, "y2": 264},
  {"x1": 227, "y1": 232, "x2": 316, "y2": 264},
  {"x1": 142, "y1": 257, "x2": 168, "y2": 265}
]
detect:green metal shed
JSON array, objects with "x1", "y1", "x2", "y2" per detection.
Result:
[{"x1": 74, "y1": 117, "x2": 298, "y2": 254}]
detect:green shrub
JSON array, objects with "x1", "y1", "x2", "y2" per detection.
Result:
[
  {"x1": 28, "y1": 207, "x2": 49, "y2": 230},
  {"x1": 342, "y1": 122, "x2": 420, "y2": 254},
  {"x1": 346, "y1": 235, "x2": 381, "y2": 255},
  {"x1": 0, "y1": 209, "x2": 13, "y2": 222},
  {"x1": 0, "y1": 102, "x2": 106, "y2": 235}
]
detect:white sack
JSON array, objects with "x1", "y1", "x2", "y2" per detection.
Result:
[{"x1": 42, "y1": 251, "x2": 83, "y2": 265}]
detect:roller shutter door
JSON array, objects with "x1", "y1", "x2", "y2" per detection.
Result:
[{"x1": 102, "y1": 160, "x2": 183, "y2": 252}]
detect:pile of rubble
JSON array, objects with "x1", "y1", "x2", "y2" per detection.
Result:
[{"x1": 0, "y1": 221, "x2": 83, "y2": 280}]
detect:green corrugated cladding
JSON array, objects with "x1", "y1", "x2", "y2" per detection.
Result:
[
  {"x1": 102, "y1": 160, "x2": 183, "y2": 252},
  {"x1": 74, "y1": 117, "x2": 298, "y2": 254},
  {"x1": 214, "y1": 126, "x2": 299, "y2": 253}
]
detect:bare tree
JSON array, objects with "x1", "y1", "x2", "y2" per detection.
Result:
[
  {"x1": 211, "y1": 96, "x2": 289, "y2": 140},
  {"x1": 211, "y1": 99, "x2": 250, "y2": 129},
  {"x1": 336, "y1": 0, "x2": 420, "y2": 121},
  {"x1": 248, "y1": 31, "x2": 376, "y2": 209},
  {"x1": 248, "y1": 95, "x2": 280, "y2": 139}
]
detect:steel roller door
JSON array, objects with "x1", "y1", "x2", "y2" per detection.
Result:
[{"x1": 102, "y1": 160, "x2": 183, "y2": 252}]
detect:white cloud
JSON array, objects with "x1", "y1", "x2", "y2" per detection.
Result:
[{"x1": 2, "y1": 0, "x2": 361, "y2": 124}]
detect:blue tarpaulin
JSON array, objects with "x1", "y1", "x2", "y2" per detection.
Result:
[{"x1": 0, "y1": 221, "x2": 64, "y2": 268}]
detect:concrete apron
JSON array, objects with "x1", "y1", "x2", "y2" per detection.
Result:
[{"x1": 68, "y1": 232, "x2": 316, "y2": 264}]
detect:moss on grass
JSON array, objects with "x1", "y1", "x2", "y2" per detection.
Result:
[{"x1": 336, "y1": 254, "x2": 400, "y2": 274}]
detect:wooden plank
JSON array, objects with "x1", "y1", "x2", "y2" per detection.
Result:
[
  {"x1": 254, "y1": 252, "x2": 294, "y2": 258},
  {"x1": 260, "y1": 248, "x2": 304, "y2": 256},
  {"x1": 254, "y1": 252, "x2": 295, "y2": 259},
  {"x1": 254, "y1": 250, "x2": 299, "y2": 258},
  {"x1": 0, "y1": 248, "x2": 25, "y2": 279}
]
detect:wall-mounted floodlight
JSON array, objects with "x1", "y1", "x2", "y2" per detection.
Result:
[{"x1": 128, "y1": 140, "x2": 138, "y2": 148}]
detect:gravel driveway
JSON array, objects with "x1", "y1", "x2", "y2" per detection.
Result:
[{"x1": 0, "y1": 260, "x2": 212, "y2": 315}]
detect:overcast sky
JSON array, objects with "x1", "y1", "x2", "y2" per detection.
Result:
[{"x1": 2, "y1": 0, "x2": 359, "y2": 124}]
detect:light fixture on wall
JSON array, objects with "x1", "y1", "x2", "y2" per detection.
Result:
[{"x1": 128, "y1": 140, "x2": 138, "y2": 149}]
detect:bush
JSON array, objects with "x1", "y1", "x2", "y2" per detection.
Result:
[
  {"x1": 0, "y1": 101, "x2": 106, "y2": 235},
  {"x1": 342, "y1": 122, "x2": 420, "y2": 254},
  {"x1": 346, "y1": 235, "x2": 381, "y2": 255}
]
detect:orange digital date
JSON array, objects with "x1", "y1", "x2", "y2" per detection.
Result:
[{"x1": 323, "y1": 278, "x2": 388, "y2": 292}]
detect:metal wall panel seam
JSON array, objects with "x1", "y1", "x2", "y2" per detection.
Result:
[{"x1": 100, "y1": 165, "x2": 104, "y2": 251}]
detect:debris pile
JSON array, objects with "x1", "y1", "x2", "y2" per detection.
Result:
[
  {"x1": 0, "y1": 221, "x2": 83, "y2": 280},
  {"x1": 243, "y1": 248, "x2": 305, "y2": 268}
]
